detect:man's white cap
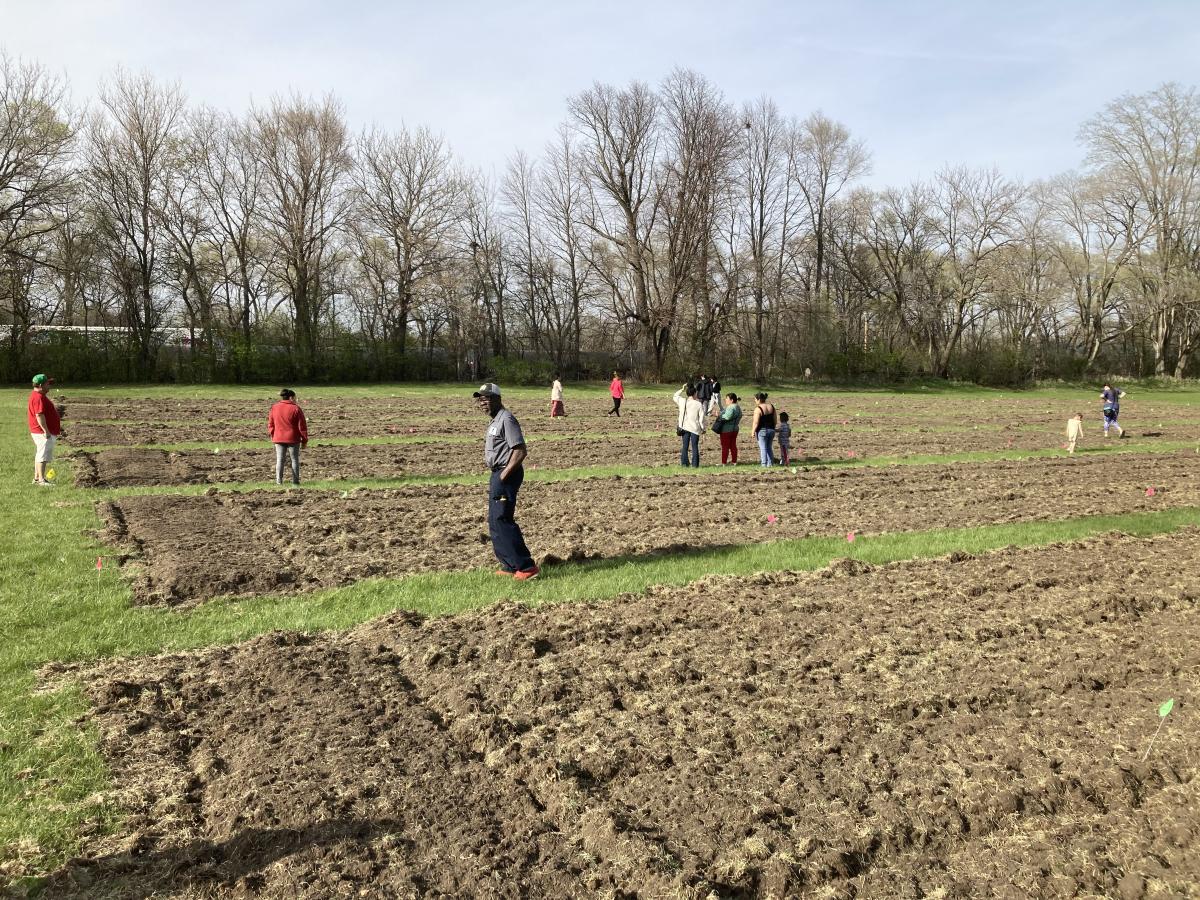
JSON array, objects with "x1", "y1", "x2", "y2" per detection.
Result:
[{"x1": 472, "y1": 383, "x2": 501, "y2": 398}]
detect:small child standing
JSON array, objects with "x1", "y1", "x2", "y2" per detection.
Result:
[
  {"x1": 776, "y1": 412, "x2": 792, "y2": 465},
  {"x1": 1066, "y1": 412, "x2": 1083, "y2": 455}
]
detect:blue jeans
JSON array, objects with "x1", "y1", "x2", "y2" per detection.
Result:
[
  {"x1": 679, "y1": 430, "x2": 699, "y2": 467},
  {"x1": 489, "y1": 466, "x2": 534, "y2": 572},
  {"x1": 757, "y1": 428, "x2": 776, "y2": 466},
  {"x1": 274, "y1": 442, "x2": 301, "y2": 484}
]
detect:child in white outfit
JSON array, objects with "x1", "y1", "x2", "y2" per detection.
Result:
[{"x1": 1066, "y1": 413, "x2": 1083, "y2": 454}]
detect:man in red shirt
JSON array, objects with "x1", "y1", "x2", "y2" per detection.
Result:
[
  {"x1": 28, "y1": 373, "x2": 62, "y2": 486},
  {"x1": 267, "y1": 388, "x2": 308, "y2": 484}
]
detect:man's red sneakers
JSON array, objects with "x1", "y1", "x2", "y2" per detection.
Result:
[
  {"x1": 514, "y1": 566, "x2": 540, "y2": 581},
  {"x1": 495, "y1": 569, "x2": 514, "y2": 577}
]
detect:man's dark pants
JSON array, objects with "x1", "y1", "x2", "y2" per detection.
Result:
[{"x1": 489, "y1": 466, "x2": 535, "y2": 572}]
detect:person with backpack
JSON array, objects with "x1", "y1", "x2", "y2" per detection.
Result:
[
  {"x1": 713, "y1": 392, "x2": 742, "y2": 464},
  {"x1": 1100, "y1": 384, "x2": 1126, "y2": 438},
  {"x1": 673, "y1": 383, "x2": 706, "y2": 467}
]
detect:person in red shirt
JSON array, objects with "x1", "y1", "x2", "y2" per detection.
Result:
[
  {"x1": 607, "y1": 371, "x2": 625, "y2": 417},
  {"x1": 267, "y1": 388, "x2": 308, "y2": 485},
  {"x1": 28, "y1": 373, "x2": 62, "y2": 486}
]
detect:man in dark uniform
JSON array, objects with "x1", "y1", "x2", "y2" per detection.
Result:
[{"x1": 474, "y1": 383, "x2": 539, "y2": 580}]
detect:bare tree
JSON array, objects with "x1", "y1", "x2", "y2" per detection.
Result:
[
  {"x1": 463, "y1": 174, "x2": 509, "y2": 358},
  {"x1": 1043, "y1": 172, "x2": 1139, "y2": 366},
  {"x1": 1081, "y1": 83, "x2": 1200, "y2": 376},
  {"x1": 501, "y1": 149, "x2": 545, "y2": 355},
  {"x1": 249, "y1": 93, "x2": 353, "y2": 374},
  {"x1": 355, "y1": 125, "x2": 464, "y2": 370},
  {"x1": 192, "y1": 108, "x2": 273, "y2": 362},
  {"x1": 85, "y1": 71, "x2": 185, "y2": 378},
  {"x1": 793, "y1": 111, "x2": 871, "y2": 302},
  {"x1": 657, "y1": 69, "x2": 737, "y2": 372},
  {"x1": 0, "y1": 53, "x2": 76, "y2": 372},
  {"x1": 737, "y1": 97, "x2": 789, "y2": 380},
  {"x1": 569, "y1": 80, "x2": 663, "y2": 375},
  {"x1": 537, "y1": 125, "x2": 595, "y2": 372}
]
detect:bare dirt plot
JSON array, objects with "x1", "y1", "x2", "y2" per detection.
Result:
[
  {"x1": 61, "y1": 391, "x2": 1197, "y2": 448},
  {"x1": 44, "y1": 530, "x2": 1200, "y2": 898},
  {"x1": 97, "y1": 451, "x2": 1200, "y2": 606},
  {"x1": 64, "y1": 407, "x2": 673, "y2": 446},
  {"x1": 71, "y1": 426, "x2": 1199, "y2": 487}
]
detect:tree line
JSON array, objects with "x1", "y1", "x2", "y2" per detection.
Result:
[{"x1": 2, "y1": 52, "x2": 1200, "y2": 385}]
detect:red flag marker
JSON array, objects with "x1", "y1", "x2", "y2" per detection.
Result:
[
  {"x1": 1146, "y1": 487, "x2": 1156, "y2": 497},
  {"x1": 847, "y1": 451, "x2": 857, "y2": 458},
  {"x1": 847, "y1": 531, "x2": 857, "y2": 543},
  {"x1": 96, "y1": 556, "x2": 103, "y2": 570},
  {"x1": 766, "y1": 514, "x2": 779, "y2": 525}
]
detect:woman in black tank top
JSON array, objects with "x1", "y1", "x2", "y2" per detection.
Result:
[{"x1": 752, "y1": 392, "x2": 778, "y2": 466}]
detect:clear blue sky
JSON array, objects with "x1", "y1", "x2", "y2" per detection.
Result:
[{"x1": 4, "y1": 0, "x2": 1199, "y2": 186}]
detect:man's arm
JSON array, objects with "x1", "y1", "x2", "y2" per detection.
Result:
[
  {"x1": 36, "y1": 412, "x2": 48, "y2": 434},
  {"x1": 501, "y1": 445, "x2": 527, "y2": 481}
]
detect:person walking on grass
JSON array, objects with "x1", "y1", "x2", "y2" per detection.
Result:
[
  {"x1": 607, "y1": 371, "x2": 625, "y2": 416},
  {"x1": 475, "y1": 383, "x2": 539, "y2": 580},
  {"x1": 550, "y1": 375, "x2": 566, "y2": 418},
  {"x1": 673, "y1": 383, "x2": 706, "y2": 467},
  {"x1": 777, "y1": 411, "x2": 792, "y2": 465},
  {"x1": 268, "y1": 389, "x2": 308, "y2": 484},
  {"x1": 28, "y1": 374, "x2": 62, "y2": 487},
  {"x1": 751, "y1": 392, "x2": 777, "y2": 467},
  {"x1": 1101, "y1": 384, "x2": 1126, "y2": 438},
  {"x1": 716, "y1": 392, "x2": 742, "y2": 465},
  {"x1": 1066, "y1": 412, "x2": 1084, "y2": 455}
]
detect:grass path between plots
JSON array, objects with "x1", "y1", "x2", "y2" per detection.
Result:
[{"x1": 3, "y1": 380, "x2": 1200, "y2": 883}]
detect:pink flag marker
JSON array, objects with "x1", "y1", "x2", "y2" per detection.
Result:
[
  {"x1": 847, "y1": 451, "x2": 857, "y2": 459},
  {"x1": 1146, "y1": 486, "x2": 1156, "y2": 497},
  {"x1": 766, "y1": 514, "x2": 779, "y2": 525},
  {"x1": 846, "y1": 531, "x2": 857, "y2": 543}
]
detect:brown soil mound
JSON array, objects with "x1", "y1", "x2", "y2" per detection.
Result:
[
  {"x1": 45, "y1": 530, "x2": 1200, "y2": 897},
  {"x1": 98, "y1": 452, "x2": 1200, "y2": 606}
]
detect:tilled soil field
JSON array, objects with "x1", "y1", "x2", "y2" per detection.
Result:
[
  {"x1": 62, "y1": 392, "x2": 1196, "y2": 448},
  {"x1": 98, "y1": 451, "x2": 1200, "y2": 606},
  {"x1": 63, "y1": 410, "x2": 671, "y2": 446},
  {"x1": 44, "y1": 530, "x2": 1200, "y2": 898},
  {"x1": 71, "y1": 428, "x2": 1195, "y2": 487}
]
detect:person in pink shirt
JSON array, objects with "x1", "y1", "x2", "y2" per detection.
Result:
[
  {"x1": 607, "y1": 371, "x2": 625, "y2": 417},
  {"x1": 267, "y1": 389, "x2": 308, "y2": 484},
  {"x1": 27, "y1": 373, "x2": 62, "y2": 486}
]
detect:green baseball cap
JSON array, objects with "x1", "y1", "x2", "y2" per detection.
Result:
[{"x1": 31, "y1": 374, "x2": 52, "y2": 386}]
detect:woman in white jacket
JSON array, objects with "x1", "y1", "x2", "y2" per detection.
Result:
[{"x1": 673, "y1": 384, "x2": 706, "y2": 467}]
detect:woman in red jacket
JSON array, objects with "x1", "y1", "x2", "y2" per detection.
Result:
[
  {"x1": 267, "y1": 389, "x2": 308, "y2": 484},
  {"x1": 607, "y1": 371, "x2": 624, "y2": 417}
]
